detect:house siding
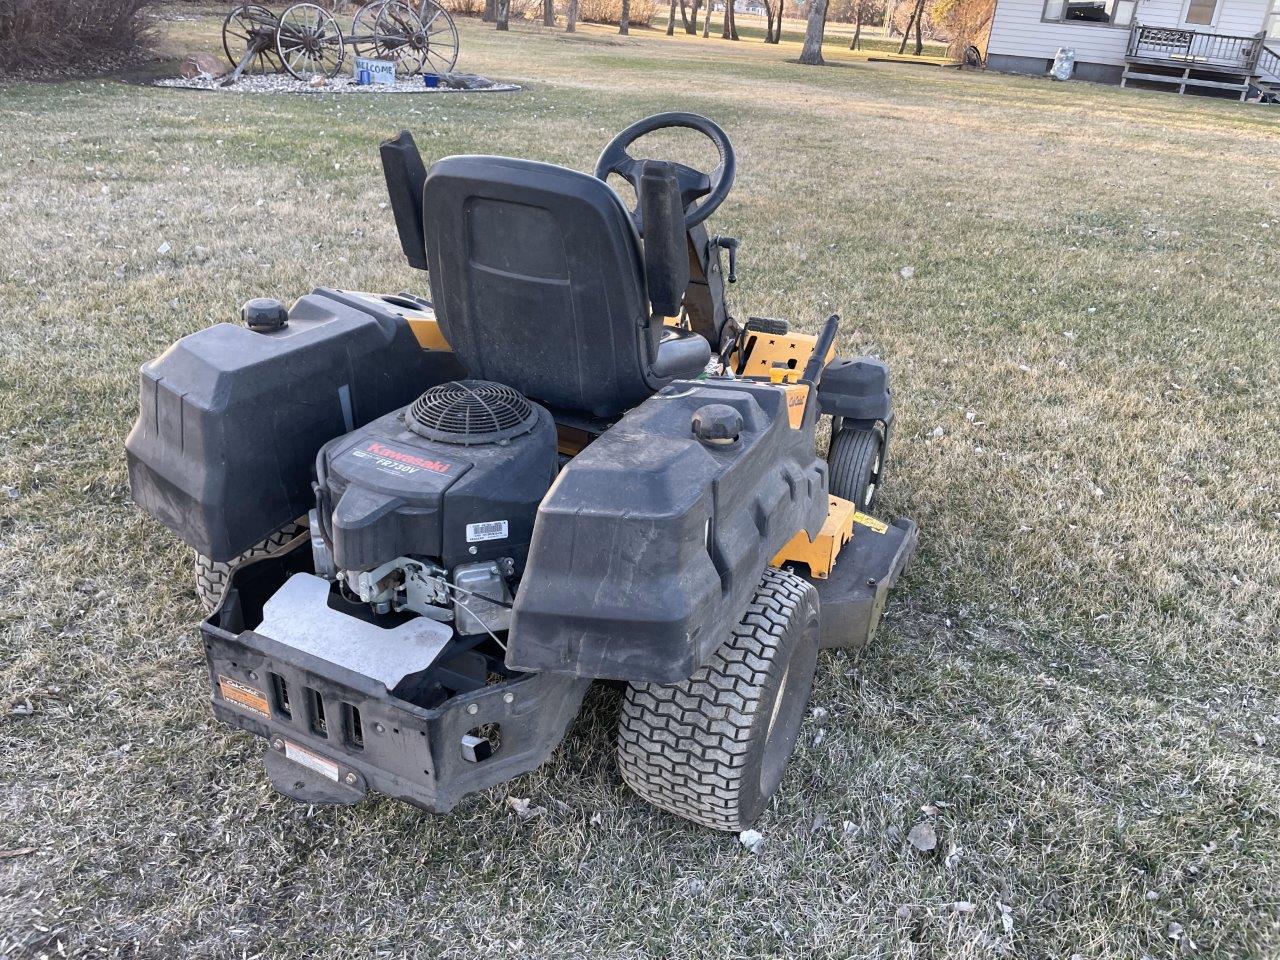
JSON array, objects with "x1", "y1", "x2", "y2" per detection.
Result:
[{"x1": 987, "y1": 0, "x2": 1275, "y2": 78}]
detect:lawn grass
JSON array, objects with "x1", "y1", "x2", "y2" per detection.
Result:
[{"x1": 1, "y1": 6, "x2": 1279, "y2": 958}]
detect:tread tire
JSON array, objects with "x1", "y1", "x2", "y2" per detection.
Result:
[
  {"x1": 617, "y1": 567, "x2": 820, "y2": 831},
  {"x1": 828, "y1": 426, "x2": 883, "y2": 511},
  {"x1": 194, "y1": 519, "x2": 309, "y2": 612}
]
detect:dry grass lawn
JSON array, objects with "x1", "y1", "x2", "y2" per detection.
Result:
[{"x1": 1, "y1": 6, "x2": 1278, "y2": 958}]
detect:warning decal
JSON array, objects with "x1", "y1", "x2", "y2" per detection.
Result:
[
  {"x1": 283, "y1": 741, "x2": 340, "y2": 782},
  {"x1": 466, "y1": 520, "x2": 508, "y2": 543},
  {"x1": 852, "y1": 511, "x2": 889, "y2": 535},
  {"x1": 217, "y1": 675, "x2": 271, "y2": 719}
]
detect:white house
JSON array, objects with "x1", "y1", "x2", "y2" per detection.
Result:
[{"x1": 985, "y1": 0, "x2": 1280, "y2": 97}]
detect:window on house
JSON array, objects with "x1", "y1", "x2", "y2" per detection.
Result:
[
  {"x1": 1042, "y1": 0, "x2": 1136, "y2": 24},
  {"x1": 1183, "y1": 0, "x2": 1218, "y2": 24}
]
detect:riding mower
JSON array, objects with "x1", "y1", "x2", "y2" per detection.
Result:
[{"x1": 125, "y1": 113, "x2": 916, "y2": 831}]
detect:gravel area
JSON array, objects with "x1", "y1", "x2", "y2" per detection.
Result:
[{"x1": 155, "y1": 73, "x2": 520, "y2": 94}]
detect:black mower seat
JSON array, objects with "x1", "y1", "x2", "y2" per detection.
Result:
[{"x1": 423, "y1": 155, "x2": 710, "y2": 418}]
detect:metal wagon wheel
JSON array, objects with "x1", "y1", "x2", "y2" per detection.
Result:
[
  {"x1": 222, "y1": 4, "x2": 284, "y2": 75},
  {"x1": 348, "y1": 0, "x2": 387, "y2": 59},
  {"x1": 276, "y1": 2, "x2": 347, "y2": 81},
  {"x1": 413, "y1": 0, "x2": 459, "y2": 75}
]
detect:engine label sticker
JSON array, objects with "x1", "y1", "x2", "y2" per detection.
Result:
[
  {"x1": 283, "y1": 741, "x2": 340, "y2": 782},
  {"x1": 466, "y1": 520, "x2": 508, "y2": 542},
  {"x1": 348, "y1": 440, "x2": 456, "y2": 478},
  {"x1": 217, "y1": 675, "x2": 271, "y2": 719},
  {"x1": 852, "y1": 511, "x2": 889, "y2": 535}
]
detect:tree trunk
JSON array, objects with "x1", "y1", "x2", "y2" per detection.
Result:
[
  {"x1": 496, "y1": 0, "x2": 509, "y2": 29},
  {"x1": 763, "y1": 0, "x2": 776, "y2": 42},
  {"x1": 701, "y1": 1, "x2": 711, "y2": 36},
  {"x1": 884, "y1": 0, "x2": 898, "y2": 34},
  {"x1": 667, "y1": 0, "x2": 676, "y2": 33},
  {"x1": 544, "y1": 0, "x2": 555, "y2": 26},
  {"x1": 688, "y1": 0, "x2": 700, "y2": 32},
  {"x1": 483, "y1": 0, "x2": 496, "y2": 22},
  {"x1": 897, "y1": 0, "x2": 923, "y2": 53},
  {"x1": 849, "y1": 5, "x2": 861, "y2": 47},
  {"x1": 913, "y1": 1, "x2": 923, "y2": 54},
  {"x1": 771, "y1": 1, "x2": 783, "y2": 41},
  {"x1": 798, "y1": 0, "x2": 828, "y2": 63},
  {"x1": 566, "y1": 0, "x2": 578, "y2": 30},
  {"x1": 619, "y1": 0, "x2": 630, "y2": 32},
  {"x1": 720, "y1": 0, "x2": 731, "y2": 38}
]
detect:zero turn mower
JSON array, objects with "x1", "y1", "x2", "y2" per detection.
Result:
[{"x1": 126, "y1": 113, "x2": 916, "y2": 831}]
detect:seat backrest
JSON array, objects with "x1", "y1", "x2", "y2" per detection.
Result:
[{"x1": 423, "y1": 156, "x2": 662, "y2": 417}]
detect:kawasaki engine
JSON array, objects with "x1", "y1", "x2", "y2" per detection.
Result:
[{"x1": 309, "y1": 380, "x2": 558, "y2": 637}]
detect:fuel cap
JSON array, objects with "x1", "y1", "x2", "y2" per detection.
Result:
[
  {"x1": 692, "y1": 404, "x2": 742, "y2": 445},
  {"x1": 241, "y1": 297, "x2": 288, "y2": 332}
]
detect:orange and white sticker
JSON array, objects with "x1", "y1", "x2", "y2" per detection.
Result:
[
  {"x1": 283, "y1": 740, "x2": 340, "y2": 782},
  {"x1": 852, "y1": 511, "x2": 889, "y2": 535},
  {"x1": 217, "y1": 675, "x2": 271, "y2": 719}
]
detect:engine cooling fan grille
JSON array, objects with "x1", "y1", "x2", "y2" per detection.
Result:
[{"x1": 405, "y1": 380, "x2": 538, "y2": 446}]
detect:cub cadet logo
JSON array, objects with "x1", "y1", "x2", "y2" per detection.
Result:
[{"x1": 363, "y1": 441, "x2": 452, "y2": 474}]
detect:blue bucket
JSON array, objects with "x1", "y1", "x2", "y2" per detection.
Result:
[
  {"x1": 423, "y1": 73, "x2": 439, "y2": 88},
  {"x1": 357, "y1": 69, "x2": 372, "y2": 85}
]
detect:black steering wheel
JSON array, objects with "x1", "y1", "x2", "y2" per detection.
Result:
[{"x1": 594, "y1": 112, "x2": 735, "y2": 233}]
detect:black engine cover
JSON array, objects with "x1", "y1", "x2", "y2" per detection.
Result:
[{"x1": 317, "y1": 403, "x2": 557, "y2": 571}]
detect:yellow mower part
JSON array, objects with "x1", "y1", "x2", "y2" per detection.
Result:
[
  {"x1": 772, "y1": 495, "x2": 857, "y2": 580},
  {"x1": 736, "y1": 330, "x2": 836, "y2": 383}
]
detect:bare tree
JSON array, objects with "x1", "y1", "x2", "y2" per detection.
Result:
[
  {"x1": 483, "y1": 0, "x2": 496, "y2": 21},
  {"x1": 798, "y1": 0, "x2": 829, "y2": 63},
  {"x1": 544, "y1": 0, "x2": 555, "y2": 25},
  {"x1": 701, "y1": 0, "x2": 712, "y2": 35},
  {"x1": 620, "y1": 0, "x2": 630, "y2": 31},
  {"x1": 667, "y1": 0, "x2": 677, "y2": 33},
  {"x1": 848, "y1": 0, "x2": 878, "y2": 47},
  {"x1": 721, "y1": 0, "x2": 738, "y2": 38},
  {"x1": 496, "y1": 0, "x2": 509, "y2": 29},
  {"x1": 897, "y1": 0, "x2": 925, "y2": 53},
  {"x1": 763, "y1": 0, "x2": 778, "y2": 41},
  {"x1": 566, "y1": 0, "x2": 578, "y2": 30}
]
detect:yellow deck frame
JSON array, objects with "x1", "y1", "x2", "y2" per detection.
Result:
[{"x1": 772, "y1": 495, "x2": 857, "y2": 579}]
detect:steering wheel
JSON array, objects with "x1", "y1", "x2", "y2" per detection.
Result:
[{"x1": 594, "y1": 112, "x2": 735, "y2": 233}]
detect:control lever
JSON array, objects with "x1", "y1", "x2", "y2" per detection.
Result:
[{"x1": 714, "y1": 236, "x2": 739, "y2": 283}]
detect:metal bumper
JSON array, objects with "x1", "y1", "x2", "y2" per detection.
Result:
[
  {"x1": 807, "y1": 516, "x2": 917, "y2": 650},
  {"x1": 203, "y1": 560, "x2": 589, "y2": 812}
]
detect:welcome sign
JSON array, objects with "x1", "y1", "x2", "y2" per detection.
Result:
[{"x1": 354, "y1": 57, "x2": 396, "y2": 84}]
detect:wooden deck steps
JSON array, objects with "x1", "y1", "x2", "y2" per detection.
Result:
[{"x1": 1120, "y1": 57, "x2": 1253, "y2": 100}]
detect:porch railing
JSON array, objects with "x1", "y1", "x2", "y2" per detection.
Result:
[
  {"x1": 1125, "y1": 23, "x2": 1265, "y2": 72},
  {"x1": 1258, "y1": 41, "x2": 1280, "y2": 79}
]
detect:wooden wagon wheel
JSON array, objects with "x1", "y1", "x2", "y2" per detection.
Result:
[
  {"x1": 276, "y1": 2, "x2": 347, "y2": 81},
  {"x1": 413, "y1": 0, "x2": 459, "y2": 75},
  {"x1": 222, "y1": 4, "x2": 284, "y2": 75},
  {"x1": 371, "y1": 2, "x2": 427, "y2": 76},
  {"x1": 348, "y1": 1, "x2": 388, "y2": 60}
]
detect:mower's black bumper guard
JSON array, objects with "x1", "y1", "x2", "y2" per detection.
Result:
[
  {"x1": 807, "y1": 517, "x2": 917, "y2": 650},
  {"x1": 202, "y1": 619, "x2": 589, "y2": 812}
]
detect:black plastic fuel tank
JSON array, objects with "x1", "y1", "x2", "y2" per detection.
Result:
[{"x1": 126, "y1": 288, "x2": 462, "y2": 561}]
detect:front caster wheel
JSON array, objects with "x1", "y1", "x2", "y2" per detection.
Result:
[
  {"x1": 616, "y1": 567, "x2": 820, "y2": 831},
  {"x1": 827, "y1": 425, "x2": 883, "y2": 511}
]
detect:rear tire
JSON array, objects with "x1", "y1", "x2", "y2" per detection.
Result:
[
  {"x1": 827, "y1": 426, "x2": 883, "y2": 511},
  {"x1": 194, "y1": 519, "x2": 309, "y2": 612},
  {"x1": 616, "y1": 567, "x2": 820, "y2": 831}
]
